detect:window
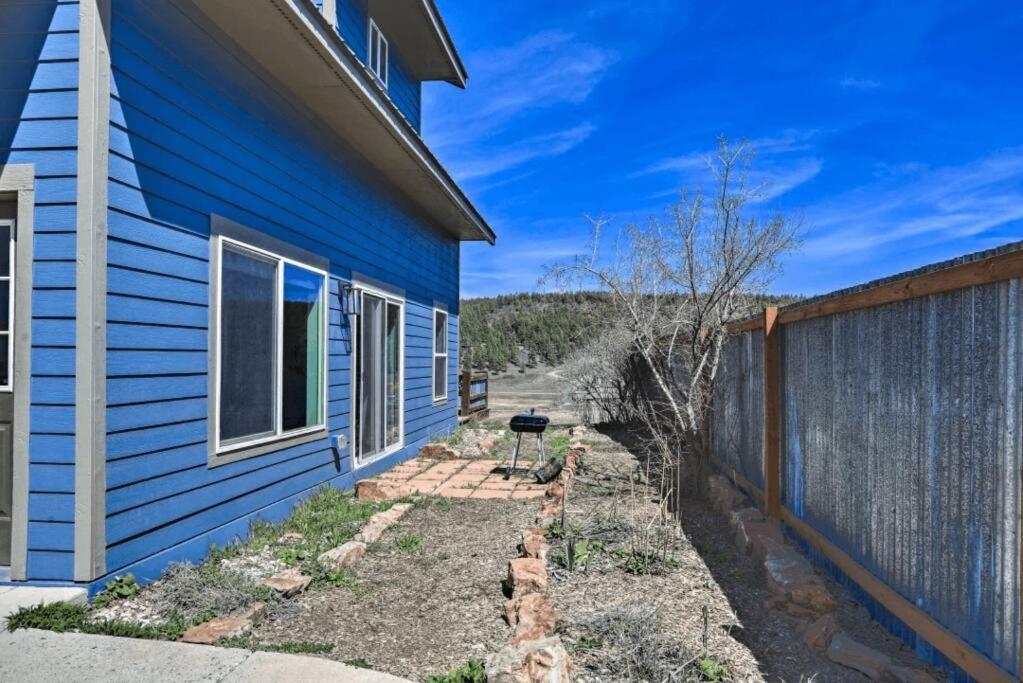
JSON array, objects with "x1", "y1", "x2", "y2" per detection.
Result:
[
  {"x1": 432, "y1": 308, "x2": 448, "y2": 402},
  {"x1": 368, "y1": 19, "x2": 388, "y2": 88},
  {"x1": 352, "y1": 286, "x2": 403, "y2": 463},
  {"x1": 215, "y1": 237, "x2": 327, "y2": 453},
  {"x1": 0, "y1": 219, "x2": 13, "y2": 391}
]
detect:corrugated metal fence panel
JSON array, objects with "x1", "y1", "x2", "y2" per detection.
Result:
[
  {"x1": 712, "y1": 330, "x2": 765, "y2": 490},
  {"x1": 781, "y1": 279, "x2": 1022, "y2": 677}
]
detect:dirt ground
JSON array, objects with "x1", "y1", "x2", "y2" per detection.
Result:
[
  {"x1": 549, "y1": 429, "x2": 766, "y2": 681},
  {"x1": 249, "y1": 425, "x2": 945, "y2": 682},
  {"x1": 594, "y1": 426, "x2": 947, "y2": 682},
  {"x1": 251, "y1": 498, "x2": 532, "y2": 681}
]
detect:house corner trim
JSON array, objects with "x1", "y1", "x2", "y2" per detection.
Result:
[{"x1": 74, "y1": 0, "x2": 111, "y2": 583}]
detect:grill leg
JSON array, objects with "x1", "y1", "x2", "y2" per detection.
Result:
[
  {"x1": 537, "y1": 433, "x2": 546, "y2": 467},
  {"x1": 505, "y1": 432, "x2": 523, "y2": 480}
]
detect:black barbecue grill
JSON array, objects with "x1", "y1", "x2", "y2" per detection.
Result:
[{"x1": 504, "y1": 409, "x2": 550, "y2": 479}]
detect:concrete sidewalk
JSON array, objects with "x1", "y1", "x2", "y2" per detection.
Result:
[{"x1": 0, "y1": 629, "x2": 412, "y2": 682}]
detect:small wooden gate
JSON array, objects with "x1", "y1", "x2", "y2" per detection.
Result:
[{"x1": 459, "y1": 370, "x2": 489, "y2": 421}]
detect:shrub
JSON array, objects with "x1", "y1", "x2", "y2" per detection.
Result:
[
  {"x1": 571, "y1": 604, "x2": 707, "y2": 682},
  {"x1": 425, "y1": 659, "x2": 487, "y2": 683},
  {"x1": 92, "y1": 573, "x2": 140, "y2": 608},
  {"x1": 150, "y1": 562, "x2": 269, "y2": 623}
]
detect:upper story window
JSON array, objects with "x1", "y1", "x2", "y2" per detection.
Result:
[{"x1": 368, "y1": 19, "x2": 389, "y2": 88}]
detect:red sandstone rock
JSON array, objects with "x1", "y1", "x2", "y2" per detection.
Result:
[
  {"x1": 318, "y1": 540, "x2": 367, "y2": 571},
  {"x1": 790, "y1": 584, "x2": 837, "y2": 614},
  {"x1": 508, "y1": 557, "x2": 548, "y2": 597},
  {"x1": 419, "y1": 443, "x2": 458, "y2": 460},
  {"x1": 545, "y1": 482, "x2": 564, "y2": 500},
  {"x1": 827, "y1": 632, "x2": 892, "y2": 680},
  {"x1": 486, "y1": 637, "x2": 572, "y2": 683},
  {"x1": 355, "y1": 479, "x2": 412, "y2": 501},
  {"x1": 507, "y1": 593, "x2": 559, "y2": 645},
  {"x1": 735, "y1": 519, "x2": 784, "y2": 560},
  {"x1": 521, "y1": 528, "x2": 549, "y2": 561},
  {"x1": 801, "y1": 613, "x2": 839, "y2": 652},
  {"x1": 180, "y1": 603, "x2": 264, "y2": 644},
  {"x1": 764, "y1": 545, "x2": 818, "y2": 595},
  {"x1": 261, "y1": 568, "x2": 312, "y2": 597}
]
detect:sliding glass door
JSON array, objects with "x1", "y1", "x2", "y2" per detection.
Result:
[{"x1": 354, "y1": 289, "x2": 403, "y2": 462}]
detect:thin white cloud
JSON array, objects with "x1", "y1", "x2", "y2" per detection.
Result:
[
  {"x1": 425, "y1": 31, "x2": 617, "y2": 151},
  {"x1": 802, "y1": 149, "x2": 1023, "y2": 258},
  {"x1": 761, "y1": 158, "x2": 823, "y2": 200},
  {"x1": 461, "y1": 228, "x2": 593, "y2": 297},
  {"x1": 448, "y1": 123, "x2": 596, "y2": 181},
  {"x1": 840, "y1": 76, "x2": 882, "y2": 90},
  {"x1": 632, "y1": 130, "x2": 823, "y2": 201}
]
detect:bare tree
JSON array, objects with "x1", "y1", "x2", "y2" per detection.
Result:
[{"x1": 545, "y1": 137, "x2": 799, "y2": 494}]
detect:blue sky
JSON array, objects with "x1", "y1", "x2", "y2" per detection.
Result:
[{"x1": 424, "y1": 1, "x2": 1023, "y2": 298}]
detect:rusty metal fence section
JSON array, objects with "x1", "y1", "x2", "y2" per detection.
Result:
[
  {"x1": 711, "y1": 329, "x2": 765, "y2": 490},
  {"x1": 780, "y1": 279, "x2": 1023, "y2": 677}
]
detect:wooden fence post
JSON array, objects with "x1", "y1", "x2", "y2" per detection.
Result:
[{"x1": 763, "y1": 306, "x2": 781, "y2": 519}]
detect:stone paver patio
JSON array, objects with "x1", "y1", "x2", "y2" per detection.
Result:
[{"x1": 375, "y1": 458, "x2": 547, "y2": 500}]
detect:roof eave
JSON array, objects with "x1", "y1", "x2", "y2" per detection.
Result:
[{"x1": 192, "y1": 0, "x2": 494, "y2": 245}]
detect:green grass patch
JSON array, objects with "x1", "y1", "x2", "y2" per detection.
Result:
[
  {"x1": 235, "y1": 486, "x2": 392, "y2": 592},
  {"x1": 394, "y1": 532, "x2": 423, "y2": 552},
  {"x1": 570, "y1": 635, "x2": 602, "y2": 653},
  {"x1": 439, "y1": 425, "x2": 468, "y2": 447},
  {"x1": 344, "y1": 658, "x2": 372, "y2": 669},
  {"x1": 6, "y1": 602, "x2": 191, "y2": 641},
  {"x1": 248, "y1": 487, "x2": 390, "y2": 557},
  {"x1": 697, "y1": 657, "x2": 729, "y2": 681},
  {"x1": 425, "y1": 658, "x2": 487, "y2": 683},
  {"x1": 216, "y1": 636, "x2": 335, "y2": 654},
  {"x1": 547, "y1": 433, "x2": 571, "y2": 463}
]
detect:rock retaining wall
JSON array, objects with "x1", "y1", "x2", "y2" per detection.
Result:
[
  {"x1": 485, "y1": 427, "x2": 588, "y2": 683},
  {"x1": 708, "y1": 475, "x2": 938, "y2": 683}
]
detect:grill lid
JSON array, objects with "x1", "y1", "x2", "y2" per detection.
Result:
[{"x1": 509, "y1": 412, "x2": 549, "y2": 433}]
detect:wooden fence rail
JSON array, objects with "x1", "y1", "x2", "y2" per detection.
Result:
[
  {"x1": 715, "y1": 242, "x2": 1023, "y2": 683},
  {"x1": 459, "y1": 370, "x2": 490, "y2": 422}
]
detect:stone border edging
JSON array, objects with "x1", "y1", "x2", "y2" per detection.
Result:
[
  {"x1": 485, "y1": 426, "x2": 589, "y2": 682},
  {"x1": 707, "y1": 475, "x2": 938, "y2": 683}
]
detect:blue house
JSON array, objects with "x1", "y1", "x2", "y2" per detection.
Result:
[{"x1": 0, "y1": 0, "x2": 494, "y2": 591}]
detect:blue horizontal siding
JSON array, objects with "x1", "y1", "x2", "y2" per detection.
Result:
[
  {"x1": 1, "y1": 0, "x2": 81, "y2": 580},
  {"x1": 95, "y1": 0, "x2": 461, "y2": 581},
  {"x1": 388, "y1": 51, "x2": 421, "y2": 130}
]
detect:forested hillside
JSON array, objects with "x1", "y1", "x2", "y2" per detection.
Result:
[
  {"x1": 460, "y1": 292, "x2": 606, "y2": 372},
  {"x1": 459, "y1": 292, "x2": 802, "y2": 372}
]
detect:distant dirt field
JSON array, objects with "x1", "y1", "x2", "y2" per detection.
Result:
[{"x1": 485, "y1": 364, "x2": 578, "y2": 425}]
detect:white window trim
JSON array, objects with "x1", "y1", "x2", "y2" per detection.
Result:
[
  {"x1": 351, "y1": 280, "x2": 405, "y2": 468},
  {"x1": 432, "y1": 307, "x2": 448, "y2": 403},
  {"x1": 368, "y1": 18, "x2": 389, "y2": 88},
  {"x1": 0, "y1": 218, "x2": 13, "y2": 393},
  {"x1": 212, "y1": 235, "x2": 329, "y2": 456}
]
